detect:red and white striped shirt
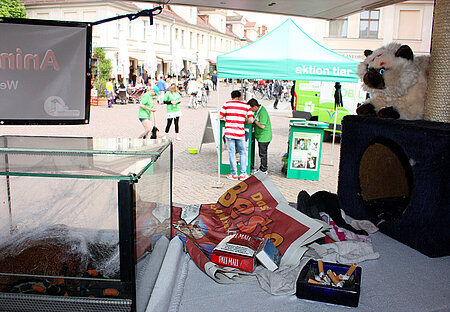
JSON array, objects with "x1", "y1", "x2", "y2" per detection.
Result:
[{"x1": 220, "y1": 100, "x2": 252, "y2": 139}]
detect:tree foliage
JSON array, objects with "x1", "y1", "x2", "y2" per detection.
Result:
[
  {"x1": 0, "y1": 0, "x2": 27, "y2": 18},
  {"x1": 93, "y1": 47, "x2": 113, "y2": 97}
]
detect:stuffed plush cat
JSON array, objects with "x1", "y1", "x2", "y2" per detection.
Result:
[{"x1": 356, "y1": 43, "x2": 429, "y2": 120}]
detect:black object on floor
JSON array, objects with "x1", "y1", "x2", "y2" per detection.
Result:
[{"x1": 296, "y1": 190, "x2": 368, "y2": 236}]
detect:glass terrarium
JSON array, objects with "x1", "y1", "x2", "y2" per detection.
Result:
[{"x1": 0, "y1": 135, "x2": 172, "y2": 312}]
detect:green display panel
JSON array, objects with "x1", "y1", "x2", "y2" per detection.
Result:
[
  {"x1": 294, "y1": 80, "x2": 364, "y2": 134},
  {"x1": 219, "y1": 120, "x2": 254, "y2": 175},
  {"x1": 286, "y1": 121, "x2": 327, "y2": 180}
]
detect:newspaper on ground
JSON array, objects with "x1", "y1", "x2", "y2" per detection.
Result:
[{"x1": 172, "y1": 171, "x2": 324, "y2": 283}]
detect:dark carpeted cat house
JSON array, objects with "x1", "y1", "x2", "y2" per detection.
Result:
[{"x1": 338, "y1": 115, "x2": 450, "y2": 257}]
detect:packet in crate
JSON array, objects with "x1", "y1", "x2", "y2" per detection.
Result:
[{"x1": 211, "y1": 232, "x2": 262, "y2": 273}]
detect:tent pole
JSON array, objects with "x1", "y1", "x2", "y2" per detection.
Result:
[
  {"x1": 330, "y1": 105, "x2": 338, "y2": 166},
  {"x1": 214, "y1": 78, "x2": 224, "y2": 188}
]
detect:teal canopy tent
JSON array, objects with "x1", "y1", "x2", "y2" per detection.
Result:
[{"x1": 217, "y1": 18, "x2": 359, "y2": 83}]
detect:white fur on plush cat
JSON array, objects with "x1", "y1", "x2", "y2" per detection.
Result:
[{"x1": 356, "y1": 42, "x2": 429, "y2": 120}]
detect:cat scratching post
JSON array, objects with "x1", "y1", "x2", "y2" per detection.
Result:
[{"x1": 424, "y1": 0, "x2": 450, "y2": 123}]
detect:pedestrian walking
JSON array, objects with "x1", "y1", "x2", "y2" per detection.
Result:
[
  {"x1": 187, "y1": 76, "x2": 199, "y2": 108},
  {"x1": 290, "y1": 81, "x2": 296, "y2": 110},
  {"x1": 138, "y1": 87, "x2": 158, "y2": 139},
  {"x1": 163, "y1": 83, "x2": 182, "y2": 140},
  {"x1": 248, "y1": 98, "x2": 272, "y2": 174},
  {"x1": 220, "y1": 90, "x2": 254, "y2": 181},
  {"x1": 211, "y1": 71, "x2": 218, "y2": 91},
  {"x1": 272, "y1": 80, "x2": 283, "y2": 109},
  {"x1": 156, "y1": 76, "x2": 167, "y2": 104},
  {"x1": 105, "y1": 78, "x2": 114, "y2": 108},
  {"x1": 204, "y1": 75, "x2": 213, "y2": 98}
]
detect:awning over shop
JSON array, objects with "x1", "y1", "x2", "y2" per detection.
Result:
[{"x1": 217, "y1": 19, "x2": 359, "y2": 83}]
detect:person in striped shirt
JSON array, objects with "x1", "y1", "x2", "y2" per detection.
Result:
[{"x1": 220, "y1": 90, "x2": 254, "y2": 181}]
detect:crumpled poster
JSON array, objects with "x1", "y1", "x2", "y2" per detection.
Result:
[{"x1": 172, "y1": 172, "x2": 323, "y2": 283}]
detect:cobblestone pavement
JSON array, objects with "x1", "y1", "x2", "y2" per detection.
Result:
[{"x1": 1, "y1": 82, "x2": 341, "y2": 205}]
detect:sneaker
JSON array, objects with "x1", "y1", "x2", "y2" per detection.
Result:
[
  {"x1": 239, "y1": 173, "x2": 250, "y2": 180},
  {"x1": 176, "y1": 137, "x2": 181, "y2": 141},
  {"x1": 253, "y1": 169, "x2": 268, "y2": 175},
  {"x1": 226, "y1": 174, "x2": 239, "y2": 181}
]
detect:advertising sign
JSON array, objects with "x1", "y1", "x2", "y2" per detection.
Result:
[
  {"x1": 0, "y1": 19, "x2": 92, "y2": 124},
  {"x1": 289, "y1": 132, "x2": 321, "y2": 171}
]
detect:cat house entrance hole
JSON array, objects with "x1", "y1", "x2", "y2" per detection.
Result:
[{"x1": 359, "y1": 138, "x2": 413, "y2": 221}]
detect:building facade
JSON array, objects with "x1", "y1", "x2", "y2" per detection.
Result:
[
  {"x1": 22, "y1": 0, "x2": 433, "y2": 83},
  {"x1": 23, "y1": 1, "x2": 246, "y2": 84},
  {"x1": 323, "y1": 0, "x2": 434, "y2": 60}
]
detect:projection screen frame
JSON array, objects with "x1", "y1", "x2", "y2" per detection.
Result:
[{"x1": 0, "y1": 18, "x2": 92, "y2": 125}]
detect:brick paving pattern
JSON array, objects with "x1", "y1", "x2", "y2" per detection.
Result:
[{"x1": 1, "y1": 82, "x2": 341, "y2": 205}]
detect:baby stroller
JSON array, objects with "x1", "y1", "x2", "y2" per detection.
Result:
[
  {"x1": 117, "y1": 84, "x2": 128, "y2": 104},
  {"x1": 128, "y1": 86, "x2": 145, "y2": 104}
]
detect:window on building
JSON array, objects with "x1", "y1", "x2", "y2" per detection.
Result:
[
  {"x1": 83, "y1": 10, "x2": 96, "y2": 22},
  {"x1": 360, "y1": 10, "x2": 379, "y2": 38},
  {"x1": 128, "y1": 20, "x2": 132, "y2": 39},
  {"x1": 398, "y1": 10, "x2": 420, "y2": 39},
  {"x1": 155, "y1": 23, "x2": 160, "y2": 42},
  {"x1": 201, "y1": 34, "x2": 204, "y2": 45},
  {"x1": 64, "y1": 11, "x2": 77, "y2": 21},
  {"x1": 190, "y1": 32, "x2": 193, "y2": 49},
  {"x1": 197, "y1": 33, "x2": 200, "y2": 49},
  {"x1": 143, "y1": 20, "x2": 148, "y2": 41},
  {"x1": 36, "y1": 12, "x2": 50, "y2": 19},
  {"x1": 115, "y1": 19, "x2": 120, "y2": 38},
  {"x1": 181, "y1": 29, "x2": 185, "y2": 47},
  {"x1": 163, "y1": 25, "x2": 167, "y2": 42},
  {"x1": 175, "y1": 28, "x2": 179, "y2": 41},
  {"x1": 329, "y1": 17, "x2": 348, "y2": 37}
]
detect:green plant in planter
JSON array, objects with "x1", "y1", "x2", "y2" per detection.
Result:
[{"x1": 93, "y1": 47, "x2": 113, "y2": 98}]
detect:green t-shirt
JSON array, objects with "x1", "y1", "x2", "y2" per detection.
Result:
[
  {"x1": 139, "y1": 92, "x2": 154, "y2": 119},
  {"x1": 254, "y1": 105, "x2": 272, "y2": 142},
  {"x1": 164, "y1": 91, "x2": 181, "y2": 114}
]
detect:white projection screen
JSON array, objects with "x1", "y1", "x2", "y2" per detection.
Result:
[{"x1": 0, "y1": 18, "x2": 92, "y2": 124}]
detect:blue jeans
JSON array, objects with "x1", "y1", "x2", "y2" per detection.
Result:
[{"x1": 225, "y1": 137, "x2": 247, "y2": 176}]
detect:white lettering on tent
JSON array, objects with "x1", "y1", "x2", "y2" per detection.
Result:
[
  {"x1": 296, "y1": 65, "x2": 351, "y2": 77},
  {"x1": 295, "y1": 65, "x2": 330, "y2": 76},
  {"x1": 0, "y1": 48, "x2": 60, "y2": 71}
]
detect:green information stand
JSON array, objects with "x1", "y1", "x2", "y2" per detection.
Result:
[
  {"x1": 286, "y1": 120, "x2": 328, "y2": 180},
  {"x1": 219, "y1": 120, "x2": 254, "y2": 175}
]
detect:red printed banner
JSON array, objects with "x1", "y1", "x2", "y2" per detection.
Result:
[{"x1": 172, "y1": 173, "x2": 323, "y2": 283}]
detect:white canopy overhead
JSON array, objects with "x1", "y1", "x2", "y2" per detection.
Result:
[{"x1": 133, "y1": 0, "x2": 405, "y2": 20}]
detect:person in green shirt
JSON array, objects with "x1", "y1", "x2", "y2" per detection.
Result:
[
  {"x1": 163, "y1": 83, "x2": 182, "y2": 140},
  {"x1": 248, "y1": 98, "x2": 272, "y2": 174},
  {"x1": 138, "y1": 87, "x2": 158, "y2": 139}
]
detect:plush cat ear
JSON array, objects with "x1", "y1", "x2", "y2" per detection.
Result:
[
  {"x1": 364, "y1": 49, "x2": 373, "y2": 57},
  {"x1": 395, "y1": 45, "x2": 414, "y2": 61}
]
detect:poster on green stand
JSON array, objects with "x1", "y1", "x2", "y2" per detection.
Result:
[{"x1": 289, "y1": 132, "x2": 321, "y2": 171}]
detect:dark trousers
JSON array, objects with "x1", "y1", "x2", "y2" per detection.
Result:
[
  {"x1": 258, "y1": 141, "x2": 270, "y2": 172},
  {"x1": 273, "y1": 94, "x2": 279, "y2": 109},
  {"x1": 212, "y1": 82, "x2": 217, "y2": 90},
  {"x1": 165, "y1": 117, "x2": 180, "y2": 133}
]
